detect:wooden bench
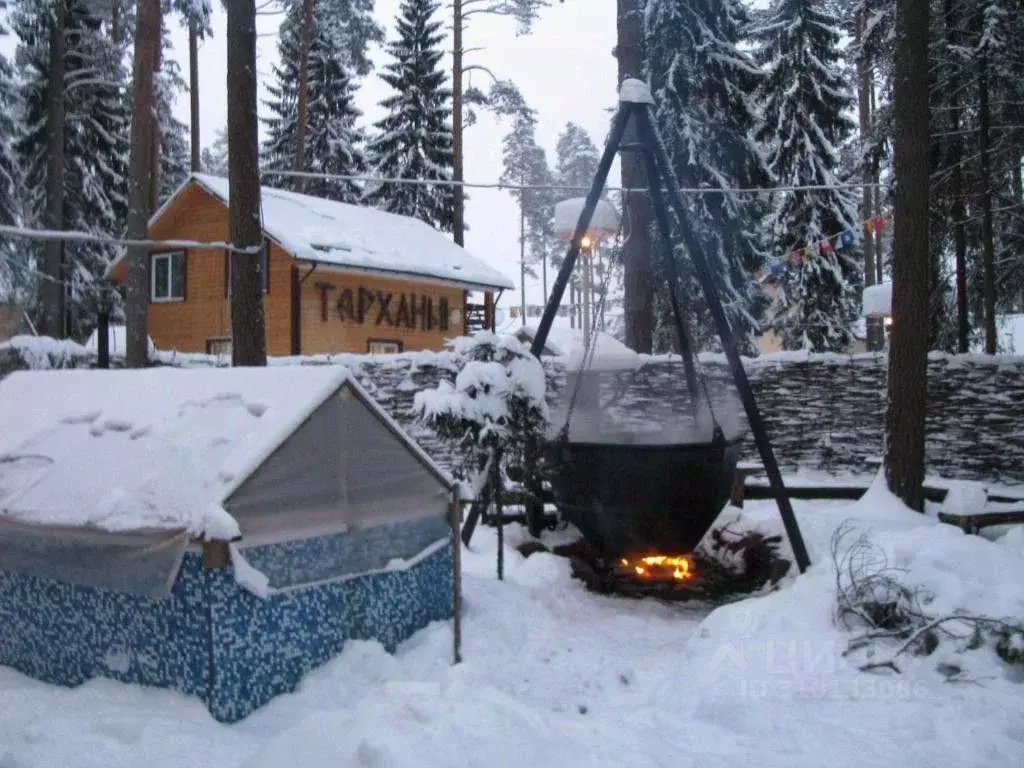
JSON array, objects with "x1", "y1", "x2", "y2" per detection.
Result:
[{"x1": 937, "y1": 507, "x2": 1024, "y2": 535}]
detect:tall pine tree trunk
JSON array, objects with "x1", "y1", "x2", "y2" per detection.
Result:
[
  {"x1": 944, "y1": 0, "x2": 969, "y2": 352},
  {"x1": 41, "y1": 1, "x2": 65, "y2": 340},
  {"x1": 617, "y1": 0, "x2": 653, "y2": 353},
  {"x1": 885, "y1": 0, "x2": 930, "y2": 511},
  {"x1": 227, "y1": 0, "x2": 268, "y2": 366},
  {"x1": 451, "y1": 0, "x2": 465, "y2": 246},
  {"x1": 856, "y1": 9, "x2": 882, "y2": 351},
  {"x1": 125, "y1": 0, "x2": 161, "y2": 367},
  {"x1": 293, "y1": 0, "x2": 314, "y2": 192},
  {"x1": 189, "y1": 22, "x2": 200, "y2": 173},
  {"x1": 977, "y1": 52, "x2": 997, "y2": 354}
]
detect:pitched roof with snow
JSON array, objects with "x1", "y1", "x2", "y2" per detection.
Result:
[
  {"x1": 0, "y1": 366, "x2": 438, "y2": 539},
  {"x1": 145, "y1": 173, "x2": 514, "y2": 291}
]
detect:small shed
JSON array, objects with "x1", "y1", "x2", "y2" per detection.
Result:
[{"x1": 0, "y1": 366, "x2": 458, "y2": 723}]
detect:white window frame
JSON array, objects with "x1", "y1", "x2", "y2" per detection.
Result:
[
  {"x1": 367, "y1": 339, "x2": 402, "y2": 355},
  {"x1": 151, "y1": 251, "x2": 185, "y2": 303}
]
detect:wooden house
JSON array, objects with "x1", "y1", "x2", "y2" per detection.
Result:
[{"x1": 107, "y1": 174, "x2": 514, "y2": 357}]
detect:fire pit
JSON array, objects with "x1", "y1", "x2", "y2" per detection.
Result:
[{"x1": 550, "y1": 529, "x2": 791, "y2": 601}]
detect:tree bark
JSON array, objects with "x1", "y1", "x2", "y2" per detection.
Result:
[
  {"x1": 41, "y1": 2, "x2": 65, "y2": 340},
  {"x1": 616, "y1": 0, "x2": 653, "y2": 353},
  {"x1": 856, "y1": 9, "x2": 883, "y2": 352},
  {"x1": 125, "y1": 0, "x2": 161, "y2": 367},
  {"x1": 226, "y1": 0, "x2": 268, "y2": 366},
  {"x1": 293, "y1": 0, "x2": 315, "y2": 192},
  {"x1": 452, "y1": 0, "x2": 465, "y2": 246},
  {"x1": 977, "y1": 52, "x2": 997, "y2": 354},
  {"x1": 885, "y1": 0, "x2": 930, "y2": 512},
  {"x1": 189, "y1": 22, "x2": 200, "y2": 173}
]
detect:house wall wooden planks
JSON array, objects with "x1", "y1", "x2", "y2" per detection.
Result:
[{"x1": 110, "y1": 183, "x2": 487, "y2": 355}]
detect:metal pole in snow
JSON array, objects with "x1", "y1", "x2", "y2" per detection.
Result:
[{"x1": 632, "y1": 98, "x2": 812, "y2": 573}]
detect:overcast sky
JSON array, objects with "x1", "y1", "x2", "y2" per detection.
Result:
[{"x1": 166, "y1": 0, "x2": 621, "y2": 321}]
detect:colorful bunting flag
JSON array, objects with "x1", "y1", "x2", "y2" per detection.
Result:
[{"x1": 769, "y1": 217, "x2": 886, "y2": 274}]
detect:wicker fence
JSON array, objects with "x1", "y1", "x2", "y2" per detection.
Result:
[{"x1": 2, "y1": 341, "x2": 1022, "y2": 485}]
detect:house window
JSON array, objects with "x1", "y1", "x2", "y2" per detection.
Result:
[
  {"x1": 367, "y1": 339, "x2": 402, "y2": 355},
  {"x1": 151, "y1": 251, "x2": 185, "y2": 302},
  {"x1": 226, "y1": 242, "x2": 269, "y2": 296},
  {"x1": 206, "y1": 337, "x2": 232, "y2": 357}
]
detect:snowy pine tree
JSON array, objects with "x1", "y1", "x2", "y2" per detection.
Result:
[
  {"x1": 156, "y1": 25, "x2": 191, "y2": 201},
  {"x1": 0, "y1": 4, "x2": 23, "y2": 299},
  {"x1": 645, "y1": 0, "x2": 773, "y2": 355},
  {"x1": 262, "y1": 0, "x2": 368, "y2": 203},
  {"x1": 555, "y1": 122, "x2": 599, "y2": 193},
  {"x1": 14, "y1": 0, "x2": 130, "y2": 336},
  {"x1": 363, "y1": 0, "x2": 454, "y2": 230},
  {"x1": 752, "y1": 0, "x2": 863, "y2": 351},
  {"x1": 500, "y1": 108, "x2": 556, "y2": 277},
  {"x1": 201, "y1": 126, "x2": 229, "y2": 175}
]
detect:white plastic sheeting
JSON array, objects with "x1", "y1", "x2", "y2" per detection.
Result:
[
  {"x1": 225, "y1": 385, "x2": 451, "y2": 545},
  {"x1": 0, "y1": 520, "x2": 189, "y2": 597}
]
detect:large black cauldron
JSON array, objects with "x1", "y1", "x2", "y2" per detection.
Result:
[{"x1": 543, "y1": 435, "x2": 743, "y2": 557}]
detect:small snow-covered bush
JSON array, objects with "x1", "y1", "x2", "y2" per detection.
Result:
[{"x1": 413, "y1": 332, "x2": 549, "y2": 487}]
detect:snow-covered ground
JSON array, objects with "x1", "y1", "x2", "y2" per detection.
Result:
[{"x1": 1, "y1": 481, "x2": 1022, "y2": 767}]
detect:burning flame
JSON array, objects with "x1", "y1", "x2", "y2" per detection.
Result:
[{"x1": 618, "y1": 554, "x2": 692, "y2": 581}]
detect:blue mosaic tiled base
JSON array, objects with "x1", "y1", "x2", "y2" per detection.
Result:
[{"x1": 0, "y1": 537, "x2": 453, "y2": 723}]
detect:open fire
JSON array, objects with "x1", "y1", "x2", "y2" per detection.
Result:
[
  {"x1": 546, "y1": 527, "x2": 790, "y2": 601},
  {"x1": 616, "y1": 554, "x2": 693, "y2": 582}
]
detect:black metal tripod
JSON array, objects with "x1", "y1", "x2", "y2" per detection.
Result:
[{"x1": 461, "y1": 79, "x2": 811, "y2": 574}]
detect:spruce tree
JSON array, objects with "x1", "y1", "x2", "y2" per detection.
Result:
[
  {"x1": 14, "y1": 0, "x2": 130, "y2": 337},
  {"x1": 155, "y1": 26, "x2": 191, "y2": 201},
  {"x1": 262, "y1": 0, "x2": 367, "y2": 203},
  {"x1": 0, "y1": 4, "x2": 23, "y2": 299},
  {"x1": 555, "y1": 122, "x2": 599, "y2": 193},
  {"x1": 645, "y1": 0, "x2": 773, "y2": 355},
  {"x1": 752, "y1": 0, "x2": 863, "y2": 351},
  {"x1": 201, "y1": 126, "x2": 229, "y2": 175},
  {"x1": 364, "y1": 0, "x2": 454, "y2": 230},
  {"x1": 499, "y1": 108, "x2": 556, "y2": 275}
]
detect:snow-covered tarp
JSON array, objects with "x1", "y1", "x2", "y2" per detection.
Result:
[
  {"x1": 126, "y1": 173, "x2": 514, "y2": 292},
  {"x1": 0, "y1": 366, "x2": 352, "y2": 538}
]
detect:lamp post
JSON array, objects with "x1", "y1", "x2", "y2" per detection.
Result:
[{"x1": 553, "y1": 197, "x2": 620, "y2": 342}]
